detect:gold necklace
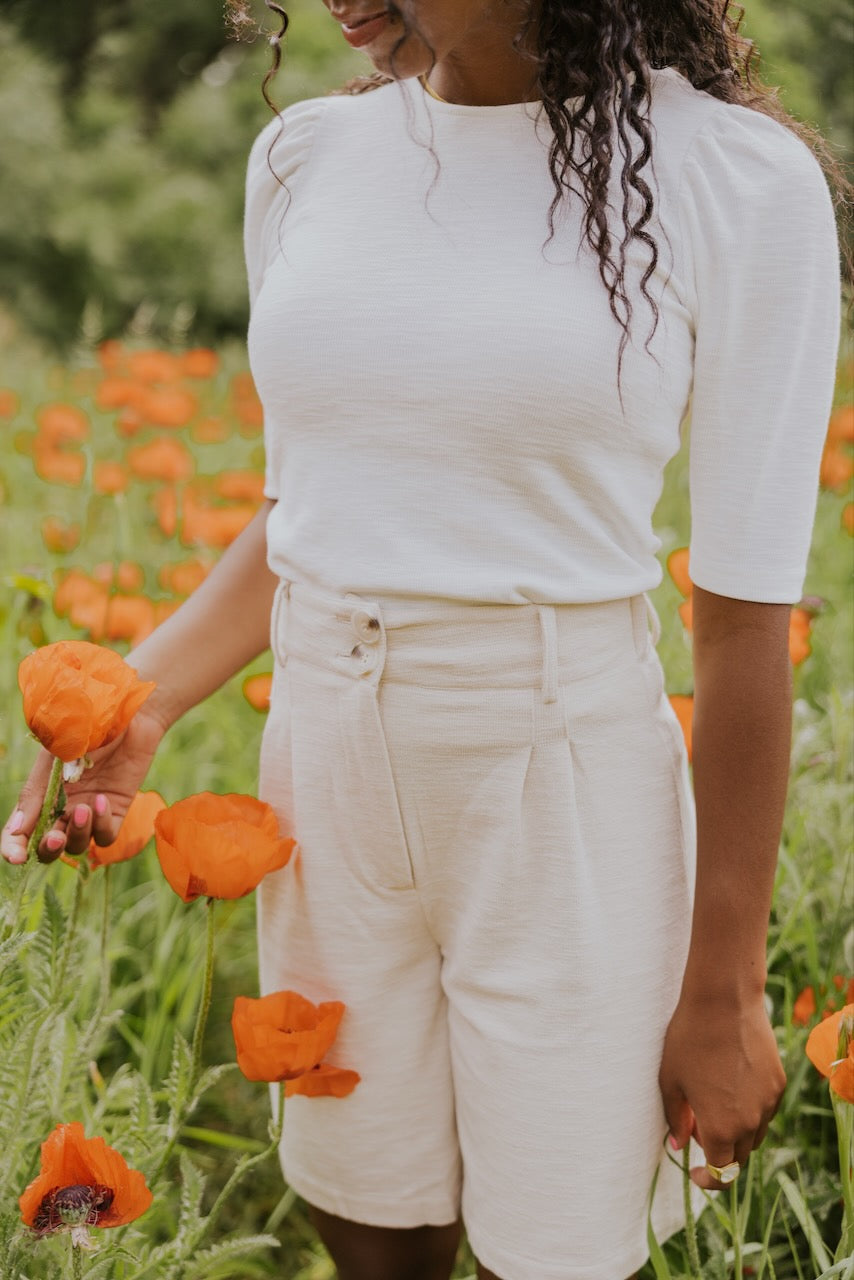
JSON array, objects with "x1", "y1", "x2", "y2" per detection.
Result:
[{"x1": 419, "y1": 74, "x2": 449, "y2": 104}]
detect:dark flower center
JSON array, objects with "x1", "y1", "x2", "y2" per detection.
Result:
[{"x1": 33, "y1": 1184, "x2": 115, "y2": 1233}]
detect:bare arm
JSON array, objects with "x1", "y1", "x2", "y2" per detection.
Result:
[
  {"x1": 660, "y1": 585, "x2": 790, "y2": 1186},
  {"x1": 2, "y1": 500, "x2": 278, "y2": 864},
  {"x1": 128, "y1": 499, "x2": 279, "y2": 731}
]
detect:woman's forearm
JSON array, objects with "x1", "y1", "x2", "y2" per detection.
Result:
[
  {"x1": 126, "y1": 499, "x2": 279, "y2": 731},
  {"x1": 681, "y1": 585, "x2": 793, "y2": 1000}
]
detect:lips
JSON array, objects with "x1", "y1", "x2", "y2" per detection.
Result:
[{"x1": 333, "y1": 8, "x2": 391, "y2": 48}]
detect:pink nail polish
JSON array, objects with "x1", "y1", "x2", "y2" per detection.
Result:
[
  {"x1": 73, "y1": 804, "x2": 89, "y2": 827},
  {"x1": 668, "y1": 1135, "x2": 680, "y2": 1151},
  {"x1": 46, "y1": 832, "x2": 65, "y2": 851},
  {"x1": 94, "y1": 794, "x2": 107, "y2": 816},
  {"x1": 8, "y1": 809, "x2": 25, "y2": 835}
]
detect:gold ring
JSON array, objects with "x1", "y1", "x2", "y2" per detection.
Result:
[{"x1": 705, "y1": 1160, "x2": 740, "y2": 1184}]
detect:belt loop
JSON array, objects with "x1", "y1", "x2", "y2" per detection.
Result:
[{"x1": 537, "y1": 606, "x2": 558, "y2": 704}]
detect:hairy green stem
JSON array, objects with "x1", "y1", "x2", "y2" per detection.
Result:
[
  {"x1": 69, "y1": 1238, "x2": 84, "y2": 1280},
  {"x1": 836, "y1": 1090, "x2": 854, "y2": 1242},
  {"x1": 27, "y1": 756, "x2": 65, "y2": 861},
  {"x1": 56, "y1": 868, "x2": 86, "y2": 995},
  {"x1": 99, "y1": 865, "x2": 111, "y2": 1012},
  {"x1": 191, "y1": 898, "x2": 216, "y2": 1087},
  {"x1": 682, "y1": 1145, "x2": 703, "y2": 1278},
  {"x1": 148, "y1": 898, "x2": 217, "y2": 1186},
  {"x1": 731, "y1": 1179, "x2": 743, "y2": 1279}
]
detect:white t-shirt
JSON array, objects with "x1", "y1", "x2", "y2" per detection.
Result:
[{"x1": 245, "y1": 67, "x2": 841, "y2": 605}]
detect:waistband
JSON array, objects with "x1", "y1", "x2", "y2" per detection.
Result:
[{"x1": 270, "y1": 579, "x2": 661, "y2": 702}]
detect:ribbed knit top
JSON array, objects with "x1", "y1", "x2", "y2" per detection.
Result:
[{"x1": 245, "y1": 68, "x2": 841, "y2": 604}]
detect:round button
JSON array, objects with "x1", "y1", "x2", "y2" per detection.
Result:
[{"x1": 351, "y1": 609, "x2": 381, "y2": 644}]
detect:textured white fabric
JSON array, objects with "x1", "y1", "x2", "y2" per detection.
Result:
[
  {"x1": 257, "y1": 581, "x2": 702, "y2": 1279},
  {"x1": 245, "y1": 68, "x2": 841, "y2": 606}
]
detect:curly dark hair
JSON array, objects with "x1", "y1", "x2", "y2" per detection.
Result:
[{"x1": 229, "y1": 0, "x2": 852, "y2": 400}]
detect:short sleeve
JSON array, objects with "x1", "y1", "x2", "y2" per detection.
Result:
[
  {"x1": 244, "y1": 98, "x2": 327, "y2": 499},
  {"x1": 244, "y1": 97, "x2": 327, "y2": 311},
  {"x1": 678, "y1": 106, "x2": 841, "y2": 603}
]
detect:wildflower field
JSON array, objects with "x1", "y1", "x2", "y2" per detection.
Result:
[{"x1": 0, "y1": 332, "x2": 852, "y2": 1280}]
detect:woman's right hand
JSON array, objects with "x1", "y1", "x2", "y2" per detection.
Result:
[{"x1": 1, "y1": 704, "x2": 169, "y2": 866}]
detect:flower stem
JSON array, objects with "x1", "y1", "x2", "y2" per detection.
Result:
[
  {"x1": 56, "y1": 867, "x2": 86, "y2": 995},
  {"x1": 682, "y1": 1144, "x2": 703, "y2": 1278},
  {"x1": 68, "y1": 1235, "x2": 84, "y2": 1280},
  {"x1": 191, "y1": 898, "x2": 216, "y2": 1087},
  {"x1": 27, "y1": 756, "x2": 65, "y2": 861},
  {"x1": 99, "y1": 865, "x2": 111, "y2": 1012},
  {"x1": 731, "y1": 1179, "x2": 743, "y2": 1280}
]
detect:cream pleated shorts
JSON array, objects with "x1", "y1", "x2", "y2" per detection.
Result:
[{"x1": 257, "y1": 579, "x2": 700, "y2": 1280}]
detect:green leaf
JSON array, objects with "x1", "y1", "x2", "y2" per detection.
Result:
[{"x1": 777, "y1": 1170, "x2": 833, "y2": 1273}]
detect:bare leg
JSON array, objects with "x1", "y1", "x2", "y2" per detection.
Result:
[{"x1": 309, "y1": 1204, "x2": 462, "y2": 1280}]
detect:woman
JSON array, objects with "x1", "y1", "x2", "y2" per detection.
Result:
[{"x1": 2, "y1": 2, "x2": 846, "y2": 1277}]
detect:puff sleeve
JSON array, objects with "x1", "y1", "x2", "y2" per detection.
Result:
[
  {"x1": 244, "y1": 97, "x2": 327, "y2": 311},
  {"x1": 678, "y1": 106, "x2": 841, "y2": 603}
]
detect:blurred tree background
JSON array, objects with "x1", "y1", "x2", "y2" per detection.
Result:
[{"x1": 0, "y1": 0, "x2": 850, "y2": 352}]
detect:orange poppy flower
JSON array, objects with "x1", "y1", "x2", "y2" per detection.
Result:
[
  {"x1": 153, "y1": 485, "x2": 179, "y2": 538},
  {"x1": 285, "y1": 1063, "x2": 361, "y2": 1098},
  {"x1": 214, "y1": 470, "x2": 266, "y2": 503},
  {"x1": 158, "y1": 558, "x2": 210, "y2": 596},
  {"x1": 678, "y1": 597, "x2": 693, "y2": 632},
  {"x1": 827, "y1": 403, "x2": 854, "y2": 445},
  {"x1": 191, "y1": 415, "x2": 230, "y2": 444},
  {"x1": 806, "y1": 1003, "x2": 854, "y2": 1104},
  {"x1": 788, "y1": 607, "x2": 813, "y2": 666},
  {"x1": 97, "y1": 340, "x2": 126, "y2": 373},
  {"x1": 843, "y1": 503, "x2": 854, "y2": 536},
  {"x1": 19, "y1": 1122, "x2": 152, "y2": 1237},
  {"x1": 243, "y1": 673, "x2": 273, "y2": 712},
  {"x1": 36, "y1": 403, "x2": 90, "y2": 444},
  {"x1": 0, "y1": 388, "x2": 20, "y2": 418},
  {"x1": 668, "y1": 694, "x2": 693, "y2": 762},
  {"x1": 93, "y1": 460, "x2": 128, "y2": 495},
  {"x1": 89, "y1": 791, "x2": 166, "y2": 868},
  {"x1": 18, "y1": 640, "x2": 156, "y2": 763},
  {"x1": 115, "y1": 407, "x2": 145, "y2": 438},
  {"x1": 820, "y1": 440, "x2": 853, "y2": 493},
  {"x1": 138, "y1": 386, "x2": 198, "y2": 429},
  {"x1": 153, "y1": 599, "x2": 183, "y2": 626},
  {"x1": 666, "y1": 547, "x2": 692, "y2": 597},
  {"x1": 103, "y1": 595, "x2": 157, "y2": 646},
  {"x1": 182, "y1": 348, "x2": 219, "y2": 379},
  {"x1": 33, "y1": 440, "x2": 85, "y2": 487},
  {"x1": 153, "y1": 792, "x2": 294, "y2": 902},
  {"x1": 792, "y1": 985, "x2": 816, "y2": 1027},
  {"x1": 181, "y1": 496, "x2": 257, "y2": 549},
  {"x1": 127, "y1": 436, "x2": 195, "y2": 484},
  {"x1": 95, "y1": 378, "x2": 143, "y2": 412},
  {"x1": 231, "y1": 990, "x2": 346, "y2": 1081},
  {"x1": 42, "y1": 517, "x2": 81, "y2": 554},
  {"x1": 230, "y1": 372, "x2": 264, "y2": 434},
  {"x1": 127, "y1": 349, "x2": 182, "y2": 383},
  {"x1": 53, "y1": 570, "x2": 106, "y2": 619},
  {"x1": 93, "y1": 560, "x2": 146, "y2": 593}
]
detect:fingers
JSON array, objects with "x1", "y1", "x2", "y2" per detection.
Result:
[
  {"x1": 2, "y1": 752, "x2": 55, "y2": 865},
  {"x1": 661, "y1": 1088, "x2": 694, "y2": 1155},
  {"x1": 3, "y1": 786, "x2": 115, "y2": 866}
]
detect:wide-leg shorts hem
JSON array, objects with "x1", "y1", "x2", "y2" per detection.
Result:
[
  {"x1": 468, "y1": 1211, "x2": 692, "y2": 1280},
  {"x1": 282, "y1": 1161, "x2": 461, "y2": 1230}
]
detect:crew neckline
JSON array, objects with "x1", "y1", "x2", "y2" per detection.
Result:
[{"x1": 414, "y1": 65, "x2": 676, "y2": 116}]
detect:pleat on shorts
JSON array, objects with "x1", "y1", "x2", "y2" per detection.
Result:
[{"x1": 257, "y1": 579, "x2": 701, "y2": 1280}]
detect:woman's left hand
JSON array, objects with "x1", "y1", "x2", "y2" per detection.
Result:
[{"x1": 659, "y1": 988, "x2": 786, "y2": 1190}]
